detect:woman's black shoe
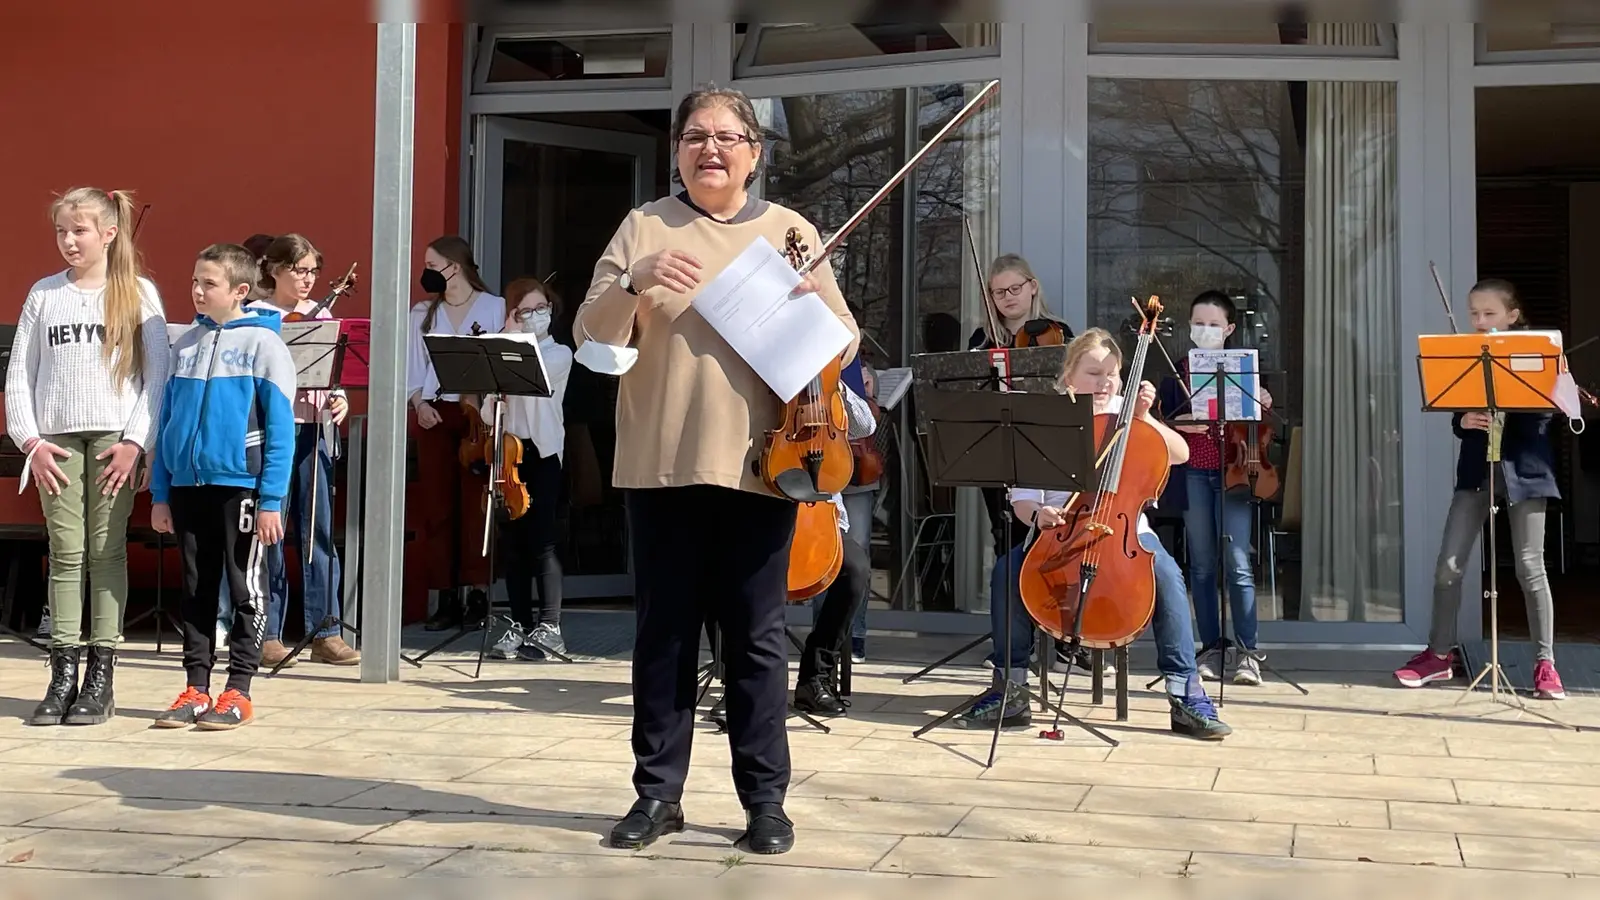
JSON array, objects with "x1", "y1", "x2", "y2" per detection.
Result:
[
  {"x1": 424, "y1": 590, "x2": 462, "y2": 631},
  {"x1": 793, "y1": 678, "x2": 846, "y2": 716},
  {"x1": 64, "y1": 645, "x2": 115, "y2": 725},
  {"x1": 608, "y1": 798, "x2": 684, "y2": 850},
  {"x1": 30, "y1": 646, "x2": 80, "y2": 726},
  {"x1": 742, "y1": 803, "x2": 794, "y2": 854}
]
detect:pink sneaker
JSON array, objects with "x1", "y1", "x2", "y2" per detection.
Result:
[
  {"x1": 1395, "y1": 650, "x2": 1454, "y2": 688},
  {"x1": 1533, "y1": 660, "x2": 1566, "y2": 700}
]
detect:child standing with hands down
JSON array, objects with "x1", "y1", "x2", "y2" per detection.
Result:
[
  {"x1": 8, "y1": 187, "x2": 170, "y2": 727},
  {"x1": 1395, "y1": 279, "x2": 1566, "y2": 700},
  {"x1": 149, "y1": 244, "x2": 297, "y2": 730}
]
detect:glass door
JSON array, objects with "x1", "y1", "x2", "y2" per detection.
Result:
[{"x1": 474, "y1": 116, "x2": 663, "y2": 600}]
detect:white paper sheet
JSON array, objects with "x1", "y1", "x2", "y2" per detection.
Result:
[{"x1": 690, "y1": 236, "x2": 855, "y2": 403}]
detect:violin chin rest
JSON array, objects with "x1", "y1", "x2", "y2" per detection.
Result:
[{"x1": 772, "y1": 468, "x2": 830, "y2": 504}]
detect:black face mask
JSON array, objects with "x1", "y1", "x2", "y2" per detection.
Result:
[{"x1": 419, "y1": 267, "x2": 449, "y2": 294}]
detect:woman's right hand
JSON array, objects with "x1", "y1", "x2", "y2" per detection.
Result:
[
  {"x1": 1462, "y1": 411, "x2": 1494, "y2": 431},
  {"x1": 415, "y1": 401, "x2": 442, "y2": 430},
  {"x1": 1035, "y1": 506, "x2": 1067, "y2": 529},
  {"x1": 27, "y1": 440, "x2": 72, "y2": 496},
  {"x1": 630, "y1": 250, "x2": 703, "y2": 294}
]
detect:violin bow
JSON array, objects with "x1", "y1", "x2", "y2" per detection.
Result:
[
  {"x1": 132, "y1": 203, "x2": 151, "y2": 240},
  {"x1": 792, "y1": 80, "x2": 1000, "y2": 279},
  {"x1": 963, "y1": 215, "x2": 1004, "y2": 346},
  {"x1": 1428, "y1": 261, "x2": 1461, "y2": 334}
]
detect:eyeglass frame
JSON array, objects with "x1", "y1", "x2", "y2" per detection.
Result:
[
  {"x1": 989, "y1": 278, "x2": 1035, "y2": 300},
  {"x1": 676, "y1": 130, "x2": 760, "y2": 150}
]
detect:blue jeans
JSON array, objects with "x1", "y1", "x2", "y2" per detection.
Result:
[
  {"x1": 262, "y1": 424, "x2": 343, "y2": 641},
  {"x1": 1183, "y1": 468, "x2": 1258, "y2": 650},
  {"x1": 986, "y1": 531, "x2": 1197, "y2": 693}
]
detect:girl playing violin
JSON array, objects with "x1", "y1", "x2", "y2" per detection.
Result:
[
  {"x1": 247, "y1": 234, "x2": 357, "y2": 668},
  {"x1": 959, "y1": 328, "x2": 1230, "y2": 740},
  {"x1": 407, "y1": 236, "x2": 506, "y2": 632},
  {"x1": 966, "y1": 254, "x2": 1074, "y2": 351},
  {"x1": 482, "y1": 276, "x2": 573, "y2": 661},
  {"x1": 1395, "y1": 279, "x2": 1565, "y2": 699},
  {"x1": 1160, "y1": 291, "x2": 1271, "y2": 686}
]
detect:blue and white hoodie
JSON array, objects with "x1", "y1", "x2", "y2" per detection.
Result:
[{"x1": 149, "y1": 309, "x2": 297, "y2": 512}]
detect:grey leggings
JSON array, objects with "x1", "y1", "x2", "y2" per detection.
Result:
[{"x1": 1429, "y1": 489, "x2": 1555, "y2": 661}]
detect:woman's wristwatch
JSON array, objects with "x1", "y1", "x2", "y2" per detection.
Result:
[{"x1": 618, "y1": 267, "x2": 639, "y2": 296}]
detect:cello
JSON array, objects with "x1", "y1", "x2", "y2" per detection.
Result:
[{"x1": 1017, "y1": 296, "x2": 1169, "y2": 653}]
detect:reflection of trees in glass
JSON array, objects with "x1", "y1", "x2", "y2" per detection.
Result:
[{"x1": 1088, "y1": 79, "x2": 1299, "y2": 379}]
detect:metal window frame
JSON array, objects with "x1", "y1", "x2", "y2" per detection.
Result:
[
  {"x1": 472, "y1": 25, "x2": 675, "y2": 93},
  {"x1": 1088, "y1": 23, "x2": 1399, "y2": 59},
  {"x1": 733, "y1": 23, "x2": 1000, "y2": 80},
  {"x1": 1475, "y1": 22, "x2": 1600, "y2": 65}
]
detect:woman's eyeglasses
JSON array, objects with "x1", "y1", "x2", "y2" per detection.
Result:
[
  {"x1": 678, "y1": 131, "x2": 755, "y2": 150},
  {"x1": 290, "y1": 266, "x2": 321, "y2": 279},
  {"x1": 512, "y1": 307, "x2": 547, "y2": 321}
]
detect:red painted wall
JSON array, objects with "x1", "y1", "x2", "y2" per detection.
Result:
[{"x1": 0, "y1": 9, "x2": 464, "y2": 597}]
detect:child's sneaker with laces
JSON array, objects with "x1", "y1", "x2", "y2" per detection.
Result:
[
  {"x1": 153, "y1": 687, "x2": 212, "y2": 729},
  {"x1": 195, "y1": 689, "x2": 253, "y2": 731},
  {"x1": 1395, "y1": 650, "x2": 1454, "y2": 688},
  {"x1": 1534, "y1": 659, "x2": 1566, "y2": 700}
]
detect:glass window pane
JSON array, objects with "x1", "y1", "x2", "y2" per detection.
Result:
[
  {"x1": 485, "y1": 32, "x2": 671, "y2": 83},
  {"x1": 1092, "y1": 22, "x2": 1394, "y2": 53},
  {"x1": 1484, "y1": 23, "x2": 1600, "y2": 53},
  {"x1": 756, "y1": 82, "x2": 1002, "y2": 613},
  {"x1": 1088, "y1": 77, "x2": 1402, "y2": 625},
  {"x1": 746, "y1": 24, "x2": 997, "y2": 69}
]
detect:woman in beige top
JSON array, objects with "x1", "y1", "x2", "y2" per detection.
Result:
[{"x1": 576, "y1": 86, "x2": 858, "y2": 857}]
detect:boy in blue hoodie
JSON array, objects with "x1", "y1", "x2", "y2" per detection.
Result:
[{"x1": 149, "y1": 243, "x2": 296, "y2": 731}]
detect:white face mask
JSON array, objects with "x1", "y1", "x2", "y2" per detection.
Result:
[
  {"x1": 1190, "y1": 324, "x2": 1228, "y2": 350},
  {"x1": 520, "y1": 308, "x2": 552, "y2": 336},
  {"x1": 575, "y1": 335, "x2": 639, "y2": 376}
]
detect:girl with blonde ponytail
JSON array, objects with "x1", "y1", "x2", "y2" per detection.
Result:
[{"x1": 6, "y1": 187, "x2": 171, "y2": 728}]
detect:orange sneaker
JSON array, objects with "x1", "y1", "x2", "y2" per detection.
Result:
[
  {"x1": 195, "y1": 689, "x2": 253, "y2": 731},
  {"x1": 153, "y1": 687, "x2": 211, "y2": 729}
]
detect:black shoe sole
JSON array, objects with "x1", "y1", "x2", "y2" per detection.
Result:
[
  {"x1": 28, "y1": 711, "x2": 66, "y2": 727},
  {"x1": 745, "y1": 838, "x2": 794, "y2": 855},
  {"x1": 1171, "y1": 720, "x2": 1230, "y2": 741},
  {"x1": 609, "y1": 817, "x2": 685, "y2": 850}
]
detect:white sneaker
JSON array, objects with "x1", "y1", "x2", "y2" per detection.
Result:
[
  {"x1": 1233, "y1": 652, "x2": 1262, "y2": 686},
  {"x1": 1196, "y1": 646, "x2": 1223, "y2": 681},
  {"x1": 488, "y1": 624, "x2": 524, "y2": 659}
]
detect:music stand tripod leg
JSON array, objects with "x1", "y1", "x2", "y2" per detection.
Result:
[{"x1": 901, "y1": 634, "x2": 987, "y2": 685}]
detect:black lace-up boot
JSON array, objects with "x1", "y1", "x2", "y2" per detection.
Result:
[
  {"x1": 64, "y1": 645, "x2": 115, "y2": 726},
  {"x1": 30, "y1": 646, "x2": 80, "y2": 726}
]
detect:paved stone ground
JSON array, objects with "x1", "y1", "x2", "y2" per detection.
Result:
[{"x1": 1, "y1": 628, "x2": 1599, "y2": 879}]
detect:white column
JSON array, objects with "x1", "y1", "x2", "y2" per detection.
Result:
[{"x1": 361, "y1": 20, "x2": 417, "y2": 683}]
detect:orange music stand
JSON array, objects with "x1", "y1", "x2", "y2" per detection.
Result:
[{"x1": 1416, "y1": 331, "x2": 1568, "y2": 727}]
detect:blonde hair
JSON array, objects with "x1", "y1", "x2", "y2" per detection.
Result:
[
  {"x1": 987, "y1": 253, "x2": 1060, "y2": 339},
  {"x1": 1060, "y1": 327, "x2": 1122, "y2": 388},
  {"x1": 50, "y1": 188, "x2": 146, "y2": 391}
]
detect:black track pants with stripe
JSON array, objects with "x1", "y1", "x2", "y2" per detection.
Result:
[{"x1": 171, "y1": 486, "x2": 269, "y2": 696}]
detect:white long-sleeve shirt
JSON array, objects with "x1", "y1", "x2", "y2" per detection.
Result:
[
  {"x1": 407, "y1": 292, "x2": 505, "y2": 402},
  {"x1": 482, "y1": 333, "x2": 573, "y2": 462},
  {"x1": 830, "y1": 383, "x2": 878, "y2": 532},
  {"x1": 5, "y1": 271, "x2": 170, "y2": 450}
]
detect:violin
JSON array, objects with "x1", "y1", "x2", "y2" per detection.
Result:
[
  {"x1": 285, "y1": 262, "x2": 358, "y2": 322},
  {"x1": 458, "y1": 323, "x2": 492, "y2": 472},
  {"x1": 488, "y1": 431, "x2": 530, "y2": 520},
  {"x1": 1224, "y1": 421, "x2": 1280, "y2": 500},
  {"x1": 1012, "y1": 319, "x2": 1068, "y2": 347},
  {"x1": 759, "y1": 227, "x2": 855, "y2": 503},
  {"x1": 849, "y1": 394, "x2": 886, "y2": 486},
  {"x1": 1017, "y1": 295, "x2": 1168, "y2": 651},
  {"x1": 787, "y1": 499, "x2": 844, "y2": 602}
]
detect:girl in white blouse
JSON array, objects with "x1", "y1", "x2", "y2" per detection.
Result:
[
  {"x1": 407, "y1": 236, "x2": 505, "y2": 631},
  {"x1": 481, "y1": 276, "x2": 573, "y2": 660}
]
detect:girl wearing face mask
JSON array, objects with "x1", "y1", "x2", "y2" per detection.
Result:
[
  {"x1": 244, "y1": 234, "x2": 358, "y2": 668},
  {"x1": 407, "y1": 236, "x2": 505, "y2": 631},
  {"x1": 1159, "y1": 291, "x2": 1272, "y2": 686},
  {"x1": 481, "y1": 277, "x2": 572, "y2": 661}
]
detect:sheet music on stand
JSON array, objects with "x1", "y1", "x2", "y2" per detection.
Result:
[
  {"x1": 873, "y1": 367, "x2": 914, "y2": 410},
  {"x1": 280, "y1": 320, "x2": 342, "y2": 391}
]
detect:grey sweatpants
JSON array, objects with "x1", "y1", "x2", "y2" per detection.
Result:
[{"x1": 1429, "y1": 488, "x2": 1555, "y2": 661}]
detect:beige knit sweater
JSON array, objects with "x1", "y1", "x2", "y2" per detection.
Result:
[{"x1": 575, "y1": 195, "x2": 860, "y2": 496}]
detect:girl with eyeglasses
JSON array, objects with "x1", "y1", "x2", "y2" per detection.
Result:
[{"x1": 243, "y1": 234, "x2": 358, "y2": 669}]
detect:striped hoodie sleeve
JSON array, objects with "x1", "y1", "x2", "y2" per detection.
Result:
[
  {"x1": 253, "y1": 332, "x2": 298, "y2": 513},
  {"x1": 4, "y1": 289, "x2": 44, "y2": 449}
]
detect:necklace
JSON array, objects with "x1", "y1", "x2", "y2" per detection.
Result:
[{"x1": 444, "y1": 289, "x2": 477, "y2": 308}]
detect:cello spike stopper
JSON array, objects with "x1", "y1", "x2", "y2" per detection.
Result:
[{"x1": 1039, "y1": 729, "x2": 1065, "y2": 741}]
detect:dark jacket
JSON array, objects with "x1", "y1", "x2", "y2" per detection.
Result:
[{"x1": 1453, "y1": 411, "x2": 1560, "y2": 503}]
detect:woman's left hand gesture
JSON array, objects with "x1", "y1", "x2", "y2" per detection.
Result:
[
  {"x1": 791, "y1": 273, "x2": 820, "y2": 299},
  {"x1": 328, "y1": 393, "x2": 350, "y2": 425},
  {"x1": 95, "y1": 440, "x2": 142, "y2": 500},
  {"x1": 1258, "y1": 386, "x2": 1273, "y2": 411},
  {"x1": 1133, "y1": 381, "x2": 1158, "y2": 418}
]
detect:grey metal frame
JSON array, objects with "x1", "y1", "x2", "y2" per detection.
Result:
[
  {"x1": 472, "y1": 26, "x2": 674, "y2": 93},
  {"x1": 733, "y1": 23, "x2": 1000, "y2": 80},
  {"x1": 1088, "y1": 23, "x2": 1400, "y2": 58}
]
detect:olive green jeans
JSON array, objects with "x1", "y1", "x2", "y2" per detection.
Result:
[{"x1": 37, "y1": 432, "x2": 138, "y2": 648}]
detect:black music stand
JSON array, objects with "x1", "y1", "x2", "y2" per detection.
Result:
[
  {"x1": 403, "y1": 333, "x2": 571, "y2": 677},
  {"x1": 898, "y1": 346, "x2": 1068, "y2": 686},
  {"x1": 909, "y1": 386, "x2": 1116, "y2": 767},
  {"x1": 1174, "y1": 362, "x2": 1307, "y2": 704},
  {"x1": 1418, "y1": 335, "x2": 1569, "y2": 727},
  {"x1": 268, "y1": 320, "x2": 362, "y2": 675}
]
